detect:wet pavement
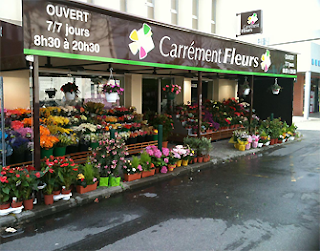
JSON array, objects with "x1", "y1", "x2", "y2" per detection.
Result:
[{"x1": 1, "y1": 130, "x2": 319, "y2": 251}]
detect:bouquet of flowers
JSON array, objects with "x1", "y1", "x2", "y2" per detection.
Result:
[
  {"x1": 162, "y1": 84, "x2": 182, "y2": 94},
  {"x1": 102, "y1": 80, "x2": 124, "y2": 95}
]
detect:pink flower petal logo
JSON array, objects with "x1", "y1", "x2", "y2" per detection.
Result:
[
  {"x1": 129, "y1": 23, "x2": 155, "y2": 60},
  {"x1": 261, "y1": 50, "x2": 271, "y2": 72},
  {"x1": 247, "y1": 13, "x2": 258, "y2": 25}
]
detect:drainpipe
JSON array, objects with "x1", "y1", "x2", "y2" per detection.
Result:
[
  {"x1": 304, "y1": 71, "x2": 311, "y2": 119},
  {"x1": 197, "y1": 72, "x2": 202, "y2": 138}
]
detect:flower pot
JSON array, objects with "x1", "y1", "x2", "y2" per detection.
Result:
[
  {"x1": 197, "y1": 156, "x2": 203, "y2": 163},
  {"x1": 23, "y1": 198, "x2": 34, "y2": 210},
  {"x1": 54, "y1": 146, "x2": 66, "y2": 157},
  {"x1": 155, "y1": 167, "x2": 160, "y2": 174},
  {"x1": 76, "y1": 181, "x2": 98, "y2": 194},
  {"x1": 257, "y1": 143, "x2": 263, "y2": 148},
  {"x1": 176, "y1": 159, "x2": 182, "y2": 167},
  {"x1": 203, "y1": 155, "x2": 210, "y2": 162},
  {"x1": 153, "y1": 134, "x2": 158, "y2": 141},
  {"x1": 167, "y1": 164, "x2": 176, "y2": 172},
  {"x1": 41, "y1": 148, "x2": 54, "y2": 159},
  {"x1": 124, "y1": 173, "x2": 141, "y2": 182},
  {"x1": 193, "y1": 157, "x2": 198, "y2": 163},
  {"x1": 61, "y1": 189, "x2": 71, "y2": 195},
  {"x1": 278, "y1": 139, "x2": 282, "y2": 144},
  {"x1": 238, "y1": 145, "x2": 246, "y2": 151},
  {"x1": 44, "y1": 194, "x2": 54, "y2": 205},
  {"x1": 99, "y1": 177, "x2": 109, "y2": 187},
  {"x1": 272, "y1": 89, "x2": 280, "y2": 95},
  {"x1": 245, "y1": 143, "x2": 251, "y2": 150},
  {"x1": 109, "y1": 176, "x2": 121, "y2": 187},
  {"x1": 0, "y1": 202, "x2": 10, "y2": 210},
  {"x1": 105, "y1": 92, "x2": 119, "y2": 102},
  {"x1": 167, "y1": 92, "x2": 176, "y2": 100},
  {"x1": 65, "y1": 92, "x2": 76, "y2": 101},
  {"x1": 141, "y1": 169, "x2": 155, "y2": 178},
  {"x1": 11, "y1": 201, "x2": 23, "y2": 208},
  {"x1": 182, "y1": 159, "x2": 189, "y2": 166},
  {"x1": 275, "y1": 138, "x2": 278, "y2": 144},
  {"x1": 162, "y1": 141, "x2": 168, "y2": 148},
  {"x1": 90, "y1": 142, "x2": 99, "y2": 149},
  {"x1": 52, "y1": 190, "x2": 61, "y2": 195},
  {"x1": 270, "y1": 138, "x2": 276, "y2": 145},
  {"x1": 252, "y1": 141, "x2": 258, "y2": 148},
  {"x1": 243, "y1": 88, "x2": 250, "y2": 96}
]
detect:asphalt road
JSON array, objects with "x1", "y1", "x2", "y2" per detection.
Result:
[{"x1": 1, "y1": 130, "x2": 319, "y2": 251}]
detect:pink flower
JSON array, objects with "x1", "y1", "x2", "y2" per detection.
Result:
[
  {"x1": 154, "y1": 150, "x2": 162, "y2": 158},
  {"x1": 112, "y1": 160, "x2": 117, "y2": 164},
  {"x1": 112, "y1": 151, "x2": 117, "y2": 155},
  {"x1": 161, "y1": 166, "x2": 167, "y2": 173},
  {"x1": 146, "y1": 149, "x2": 154, "y2": 156},
  {"x1": 162, "y1": 148, "x2": 169, "y2": 156},
  {"x1": 104, "y1": 165, "x2": 108, "y2": 169},
  {"x1": 93, "y1": 178, "x2": 97, "y2": 182},
  {"x1": 164, "y1": 158, "x2": 169, "y2": 163},
  {"x1": 137, "y1": 165, "x2": 143, "y2": 171},
  {"x1": 120, "y1": 157, "x2": 125, "y2": 161}
]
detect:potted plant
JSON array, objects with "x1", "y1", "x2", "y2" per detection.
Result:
[
  {"x1": 183, "y1": 137, "x2": 201, "y2": 162},
  {"x1": 56, "y1": 156, "x2": 79, "y2": 194},
  {"x1": 76, "y1": 160, "x2": 99, "y2": 194},
  {"x1": 40, "y1": 126, "x2": 59, "y2": 158},
  {"x1": 167, "y1": 149, "x2": 181, "y2": 171},
  {"x1": 198, "y1": 138, "x2": 212, "y2": 162},
  {"x1": 123, "y1": 157, "x2": 142, "y2": 182},
  {"x1": 148, "y1": 113, "x2": 174, "y2": 144},
  {"x1": 162, "y1": 83, "x2": 182, "y2": 100},
  {"x1": 102, "y1": 80, "x2": 124, "y2": 102},
  {"x1": 140, "y1": 150, "x2": 156, "y2": 177},
  {"x1": 40, "y1": 164, "x2": 56, "y2": 205},
  {"x1": 0, "y1": 166, "x2": 11, "y2": 210},
  {"x1": 271, "y1": 78, "x2": 282, "y2": 95},
  {"x1": 60, "y1": 82, "x2": 80, "y2": 101},
  {"x1": 53, "y1": 134, "x2": 73, "y2": 156}
]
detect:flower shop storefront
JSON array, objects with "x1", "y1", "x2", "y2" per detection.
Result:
[{"x1": 1, "y1": 0, "x2": 297, "y2": 169}]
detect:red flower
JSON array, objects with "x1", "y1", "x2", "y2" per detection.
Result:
[
  {"x1": 1, "y1": 171, "x2": 6, "y2": 175},
  {"x1": 16, "y1": 174, "x2": 20, "y2": 178},
  {"x1": 49, "y1": 168, "x2": 54, "y2": 173},
  {"x1": 72, "y1": 168, "x2": 78, "y2": 171},
  {"x1": 26, "y1": 174, "x2": 30, "y2": 178},
  {"x1": 0, "y1": 176, "x2": 8, "y2": 183},
  {"x1": 9, "y1": 170, "x2": 14, "y2": 173},
  {"x1": 35, "y1": 172, "x2": 41, "y2": 178}
]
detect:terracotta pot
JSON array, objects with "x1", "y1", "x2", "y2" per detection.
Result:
[
  {"x1": 141, "y1": 169, "x2": 155, "y2": 178},
  {"x1": 23, "y1": 198, "x2": 34, "y2": 210},
  {"x1": 278, "y1": 139, "x2": 282, "y2": 144},
  {"x1": 44, "y1": 194, "x2": 54, "y2": 205},
  {"x1": 193, "y1": 157, "x2": 198, "y2": 163},
  {"x1": 124, "y1": 173, "x2": 142, "y2": 182},
  {"x1": 0, "y1": 202, "x2": 11, "y2": 210},
  {"x1": 203, "y1": 155, "x2": 210, "y2": 162},
  {"x1": 198, "y1": 156, "x2": 204, "y2": 163},
  {"x1": 162, "y1": 141, "x2": 168, "y2": 148},
  {"x1": 76, "y1": 181, "x2": 98, "y2": 194},
  {"x1": 155, "y1": 167, "x2": 160, "y2": 174},
  {"x1": 275, "y1": 138, "x2": 278, "y2": 144},
  {"x1": 270, "y1": 138, "x2": 276, "y2": 145},
  {"x1": 11, "y1": 200, "x2": 23, "y2": 208},
  {"x1": 61, "y1": 189, "x2": 71, "y2": 195},
  {"x1": 53, "y1": 190, "x2": 60, "y2": 195}
]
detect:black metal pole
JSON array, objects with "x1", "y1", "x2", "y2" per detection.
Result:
[
  {"x1": 32, "y1": 56, "x2": 41, "y2": 170},
  {"x1": 197, "y1": 72, "x2": 202, "y2": 138},
  {"x1": 0, "y1": 77, "x2": 6, "y2": 166},
  {"x1": 249, "y1": 75, "x2": 254, "y2": 133}
]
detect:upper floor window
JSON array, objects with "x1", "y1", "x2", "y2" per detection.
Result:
[
  {"x1": 192, "y1": 0, "x2": 198, "y2": 29},
  {"x1": 171, "y1": 0, "x2": 178, "y2": 25},
  {"x1": 211, "y1": 0, "x2": 216, "y2": 33},
  {"x1": 146, "y1": 0, "x2": 154, "y2": 19}
]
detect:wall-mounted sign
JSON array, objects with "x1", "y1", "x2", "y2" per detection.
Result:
[
  {"x1": 240, "y1": 10, "x2": 262, "y2": 36},
  {"x1": 23, "y1": 1, "x2": 296, "y2": 77}
]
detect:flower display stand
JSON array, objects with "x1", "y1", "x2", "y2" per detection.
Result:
[
  {"x1": 53, "y1": 192, "x2": 72, "y2": 201},
  {"x1": 0, "y1": 205, "x2": 24, "y2": 216},
  {"x1": 76, "y1": 182, "x2": 98, "y2": 194}
]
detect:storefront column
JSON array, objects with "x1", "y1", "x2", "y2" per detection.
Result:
[
  {"x1": 126, "y1": 0, "x2": 147, "y2": 17},
  {"x1": 177, "y1": 0, "x2": 192, "y2": 28},
  {"x1": 0, "y1": 77, "x2": 5, "y2": 166},
  {"x1": 198, "y1": 0, "x2": 212, "y2": 33},
  {"x1": 249, "y1": 75, "x2": 254, "y2": 133},
  {"x1": 124, "y1": 74, "x2": 142, "y2": 114},
  {"x1": 183, "y1": 78, "x2": 192, "y2": 104},
  {"x1": 157, "y1": 78, "x2": 161, "y2": 114},
  {"x1": 32, "y1": 56, "x2": 41, "y2": 170},
  {"x1": 304, "y1": 71, "x2": 311, "y2": 119},
  {"x1": 197, "y1": 72, "x2": 202, "y2": 138}
]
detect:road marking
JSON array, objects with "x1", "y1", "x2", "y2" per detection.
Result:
[{"x1": 244, "y1": 173, "x2": 269, "y2": 178}]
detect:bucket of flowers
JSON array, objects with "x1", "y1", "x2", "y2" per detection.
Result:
[
  {"x1": 102, "y1": 80, "x2": 124, "y2": 102},
  {"x1": 60, "y1": 82, "x2": 80, "y2": 101}
]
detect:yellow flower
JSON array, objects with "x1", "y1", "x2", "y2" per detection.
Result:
[{"x1": 77, "y1": 174, "x2": 85, "y2": 180}]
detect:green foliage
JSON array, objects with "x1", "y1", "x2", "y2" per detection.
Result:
[
  {"x1": 131, "y1": 156, "x2": 141, "y2": 169},
  {"x1": 198, "y1": 137, "x2": 213, "y2": 156},
  {"x1": 183, "y1": 137, "x2": 201, "y2": 155},
  {"x1": 140, "y1": 151, "x2": 153, "y2": 171},
  {"x1": 55, "y1": 134, "x2": 73, "y2": 147},
  {"x1": 77, "y1": 160, "x2": 99, "y2": 187}
]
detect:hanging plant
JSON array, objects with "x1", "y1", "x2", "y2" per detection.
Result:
[{"x1": 271, "y1": 78, "x2": 282, "y2": 95}]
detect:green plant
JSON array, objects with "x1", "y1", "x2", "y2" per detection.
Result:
[
  {"x1": 41, "y1": 165, "x2": 56, "y2": 195},
  {"x1": 21, "y1": 168, "x2": 43, "y2": 200},
  {"x1": 148, "y1": 113, "x2": 174, "y2": 141},
  {"x1": 0, "y1": 166, "x2": 11, "y2": 203},
  {"x1": 83, "y1": 102, "x2": 105, "y2": 114},
  {"x1": 60, "y1": 82, "x2": 80, "y2": 94},
  {"x1": 77, "y1": 160, "x2": 99, "y2": 187},
  {"x1": 198, "y1": 138, "x2": 212, "y2": 156},
  {"x1": 55, "y1": 134, "x2": 73, "y2": 147},
  {"x1": 269, "y1": 118, "x2": 283, "y2": 139},
  {"x1": 140, "y1": 151, "x2": 154, "y2": 171},
  {"x1": 183, "y1": 137, "x2": 201, "y2": 156}
]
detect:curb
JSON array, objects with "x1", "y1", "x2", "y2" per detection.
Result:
[{"x1": 0, "y1": 139, "x2": 300, "y2": 229}]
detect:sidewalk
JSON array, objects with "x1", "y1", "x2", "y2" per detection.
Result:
[
  {"x1": 0, "y1": 132, "x2": 302, "y2": 229},
  {"x1": 293, "y1": 113, "x2": 320, "y2": 131}
]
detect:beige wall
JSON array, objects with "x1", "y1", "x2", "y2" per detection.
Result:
[
  {"x1": 124, "y1": 74, "x2": 142, "y2": 113},
  {"x1": 2, "y1": 70, "x2": 30, "y2": 109},
  {"x1": 218, "y1": 79, "x2": 237, "y2": 101},
  {"x1": 183, "y1": 78, "x2": 192, "y2": 104}
]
